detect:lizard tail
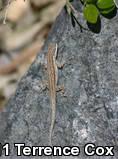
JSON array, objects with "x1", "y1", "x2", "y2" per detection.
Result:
[{"x1": 49, "y1": 105, "x2": 55, "y2": 146}]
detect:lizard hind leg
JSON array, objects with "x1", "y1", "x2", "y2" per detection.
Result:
[
  {"x1": 56, "y1": 85, "x2": 64, "y2": 94},
  {"x1": 56, "y1": 61, "x2": 65, "y2": 69}
]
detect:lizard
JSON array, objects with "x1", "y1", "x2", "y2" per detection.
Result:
[{"x1": 47, "y1": 43, "x2": 64, "y2": 145}]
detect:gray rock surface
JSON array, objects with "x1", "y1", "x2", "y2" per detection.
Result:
[{"x1": 0, "y1": 0, "x2": 118, "y2": 158}]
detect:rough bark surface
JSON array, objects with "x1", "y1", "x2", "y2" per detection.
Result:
[{"x1": 0, "y1": 1, "x2": 118, "y2": 158}]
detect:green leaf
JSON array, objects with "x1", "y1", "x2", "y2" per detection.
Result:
[
  {"x1": 97, "y1": 0, "x2": 115, "y2": 9},
  {"x1": 86, "y1": 0, "x2": 97, "y2": 4},
  {"x1": 100, "y1": 5, "x2": 115, "y2": 14},
  {"x1": 83, "y1": 4, "x2": 99, "y2": 23}
]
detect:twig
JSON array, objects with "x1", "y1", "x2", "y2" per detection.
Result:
[
  {"x1": 66, "y1": 0, "x2": 88, "y2": 31},
  {"x1": 3, "y1": 0, "x2": 12, "y2": 24}
]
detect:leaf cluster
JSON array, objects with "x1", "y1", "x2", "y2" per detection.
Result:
[
  {"x1": 83, "y1": 0, "x2": 116, "y2": 24},
  {"x1": 67, "y1": 0, "x2": 117, "y2": 32},
  {"x1": 68, "y1": 0, "x2": 117, "y2": 24}
]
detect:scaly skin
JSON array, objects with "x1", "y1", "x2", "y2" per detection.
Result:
[{"x1": 47, "y1": 43, "x2": 58, "y2": 145}]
